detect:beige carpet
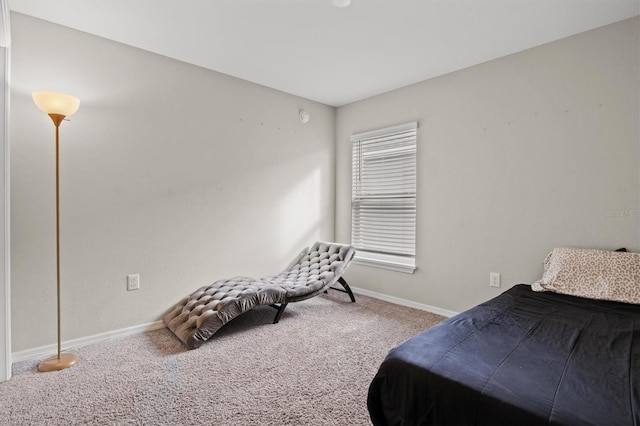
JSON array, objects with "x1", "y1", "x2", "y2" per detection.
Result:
[{"x1": 1, "y1": 292, "x2": 444, "y2": 425}]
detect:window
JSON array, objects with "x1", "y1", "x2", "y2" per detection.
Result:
[{"x1": 351, "y1": 121, "x2": 417, "y2": 273}]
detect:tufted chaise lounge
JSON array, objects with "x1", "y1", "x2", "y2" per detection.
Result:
[{"x1": 163, "y1": 242, "x2": 356, "y2": 349}]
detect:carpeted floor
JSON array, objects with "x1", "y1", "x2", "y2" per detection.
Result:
[{"x1": 1, "y1": 292, "x2": 444, "y2": 425}]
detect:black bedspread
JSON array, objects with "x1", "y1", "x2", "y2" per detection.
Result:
[{"x1": 367, "y1": 284, "x2": 640, "y2": 426}]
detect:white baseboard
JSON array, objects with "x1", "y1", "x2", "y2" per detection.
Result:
[
  {"x1": 12, "y1": 320, "x2": 165, "y2": 364},
  {"x1": 13, "y1": 290, "x2": 455, "y2": 364},
  {"x1": 351, "y1": 286, "x2": 459, "y2": 318}
]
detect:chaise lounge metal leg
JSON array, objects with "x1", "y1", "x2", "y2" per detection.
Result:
[
  {"x1": 339, "y1": 277, "x2": 356, "y2": 303},
  {"x1": 270, "y1": 302, "x2": 288, "y2": 324},
  {"x1": 328, "y1": 277, "x2": 356, "y2": 303}
]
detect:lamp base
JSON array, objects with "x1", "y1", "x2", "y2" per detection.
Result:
[{"x1": 37, "y1": 353, "x2": 79, "y2": 372}]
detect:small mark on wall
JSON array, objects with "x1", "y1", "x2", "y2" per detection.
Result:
[
  {"x1": 234, "y1": 116, "x2": 305, "y2": 134},
  {"x1": 477, "y1": 101, "x2": 606, "y2": 131}
]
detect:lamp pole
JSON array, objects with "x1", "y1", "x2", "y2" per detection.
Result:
[{"x1": 53, "y1": 115, "x2": 62, "y2": 362}]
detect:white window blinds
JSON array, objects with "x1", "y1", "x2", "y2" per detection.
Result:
[{"x1": 351, "y1": 122, "x2": 417, "y2": 272}]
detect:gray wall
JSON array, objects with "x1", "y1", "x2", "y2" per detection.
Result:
[
  {"x1": 10, "y1": 13, "x2": 640, "y2": 352},
  {"x1": 335, "y1": 17, "x2": 640, "y2": 313},
  {"x1": 10, "y1": 13, "x2": 336, "y2": 352}
]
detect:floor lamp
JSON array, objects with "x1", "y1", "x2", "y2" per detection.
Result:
[{"x1": 32, "y1": 91, "x2": 80, "y2": 373}]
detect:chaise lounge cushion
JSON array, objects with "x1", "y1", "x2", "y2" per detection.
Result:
[
  {"x1": 163, "y1": 242, "x2": 355, "y2": 349},
  {"x1": 165, "y1": 278, "x2": 288, "y2": 349},
  {"x1": 265, "y1": 242, "x2": 354, "y2": 301}
]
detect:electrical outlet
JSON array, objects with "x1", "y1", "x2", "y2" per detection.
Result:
[
  {"x1": 127, "y1": 274, "x2": 140, "y2": 291},
  {"x1": 490, "y1": 272, "x2": 501, "y2": 288}
]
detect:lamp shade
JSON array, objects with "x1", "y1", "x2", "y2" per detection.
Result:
[{"x1": 32, "y1": 91, "x2": 80, "y2": 117}]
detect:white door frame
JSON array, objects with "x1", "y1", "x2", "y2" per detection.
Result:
[{"x1": 0, "y1": 0, "x2": 11, "y2": 383}]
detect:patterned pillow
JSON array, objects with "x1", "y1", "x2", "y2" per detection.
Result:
[{"x1": 531, "y1": 247, "x2": 640, "y2": 304}]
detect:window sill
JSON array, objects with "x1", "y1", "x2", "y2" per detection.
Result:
[{"x1": 353, "y1": 253, "x2": 416, "y2": 274}]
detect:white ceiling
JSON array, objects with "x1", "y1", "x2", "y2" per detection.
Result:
[{"x1": 9, "y1": 0, "x2": 640, "y2": 107}]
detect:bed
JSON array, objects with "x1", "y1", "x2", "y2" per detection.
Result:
[{"x1": 367, "y1": 248, "x2": 640, "y2": 426}]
